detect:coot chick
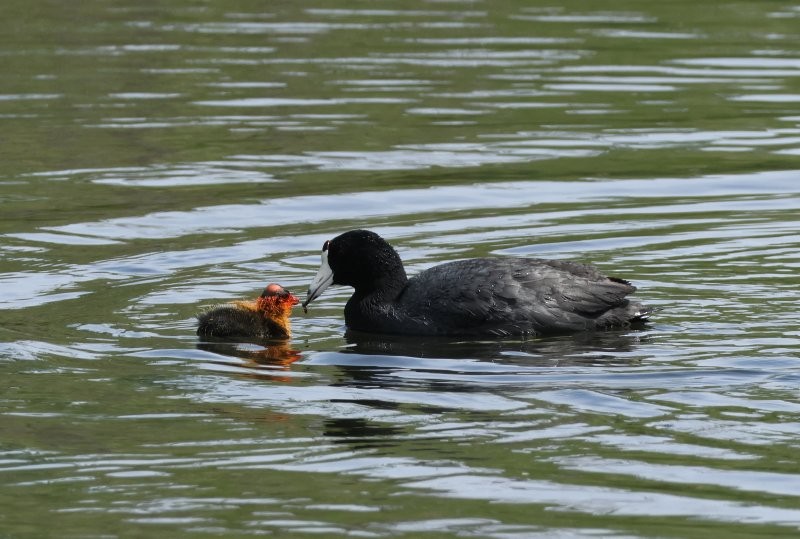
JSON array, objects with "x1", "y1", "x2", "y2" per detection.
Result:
[
  {"x1": 303, "y1": 230, "x2": 652, "y2": 337},
  {"x1": 197, "y1": 283, "x2": 299, "y2": 340}
]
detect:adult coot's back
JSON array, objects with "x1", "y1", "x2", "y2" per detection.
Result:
[{"x1": 303, "y1": 230, "x2": 652, "y2": 337}]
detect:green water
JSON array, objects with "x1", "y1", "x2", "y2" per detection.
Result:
[{"x1": 2, "y1": 1, "x2": 800, "y2": 537}]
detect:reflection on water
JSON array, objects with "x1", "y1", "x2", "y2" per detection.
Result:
[
  {"x1": 341, "y1": 329, "x2": 648, "y2": 365},
  {"x1": 197, "y1": 340, "x2": 302, "y2": 370},
  {"x1": 2, "y1": 0, "x2": 800, "y2": 537}
]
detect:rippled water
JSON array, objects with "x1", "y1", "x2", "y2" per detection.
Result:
[{"x1": 2, "y1": 1, "x2": 800, "y2": 537}]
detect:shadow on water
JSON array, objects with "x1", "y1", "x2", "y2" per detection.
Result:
[
  {"x1": 322, "y1": 417, "x2": 407, "y2": 448},
  {"x1": 341, "y1": 327, "x2": 650, "y2": 367}
]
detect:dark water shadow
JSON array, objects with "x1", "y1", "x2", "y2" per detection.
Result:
[
  {"x1": 341, "y1": 327, "x2": 650, "y2": 366},
  {"x1": 322, "y1": 416, "x2": 406, "y2": 449}
]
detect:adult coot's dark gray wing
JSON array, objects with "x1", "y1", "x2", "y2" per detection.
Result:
[{"x1": 396, "y1": 258, "x2": 648, "y2": 336}]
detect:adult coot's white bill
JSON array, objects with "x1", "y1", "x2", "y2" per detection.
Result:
[{"x1": 303, "y1": 230, "x2": 652, "y2": 337}]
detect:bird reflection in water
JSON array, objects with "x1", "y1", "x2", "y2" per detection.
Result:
[
  {"x1": 197, "y1": 339, "x2": 302, "y2": 382},
  {"x1": 342, "y1": 328, "x2": 650, "y2": 367}
]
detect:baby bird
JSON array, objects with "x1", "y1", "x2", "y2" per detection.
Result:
[{"x1": 197, "y1": 283, "x2": 299, "y2": 340}]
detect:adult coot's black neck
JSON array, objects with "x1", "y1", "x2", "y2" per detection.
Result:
[{"x1": 328, "y1": 230, "x2": 408, "y2": 299}]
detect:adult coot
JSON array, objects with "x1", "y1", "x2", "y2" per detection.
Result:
[
  {"x1": 197, "y1": 283, "x2": 299, "y2": 340},
  {"x1": 303, "y1": 230, "x2": 652, "y2": 336}
]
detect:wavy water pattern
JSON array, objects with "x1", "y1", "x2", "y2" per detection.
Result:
[{"x1": 2, "y1": 1, "x2": 800, "y2": 537}]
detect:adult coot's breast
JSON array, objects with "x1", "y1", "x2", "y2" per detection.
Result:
[{"x1": 303, "y1": 230, "x2": 652, "y2": 337}]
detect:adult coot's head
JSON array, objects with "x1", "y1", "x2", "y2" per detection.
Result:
[{"x1": 303, "y1": 230, "x2": 407, "y2": 310}]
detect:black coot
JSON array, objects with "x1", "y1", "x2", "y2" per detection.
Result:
[{"x1": 303, "y1": 230, "x2": 652, "y2": 337}]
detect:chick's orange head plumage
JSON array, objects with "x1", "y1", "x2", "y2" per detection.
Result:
[
  {"x1": 256, "y1": 283, "x2": 300, "y2": 314},
  {"x1": 200, "y1": 283, "x2": 299, "y2": 341}
]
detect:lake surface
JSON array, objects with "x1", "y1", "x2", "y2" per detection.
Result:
[{"x1": 2, "y1": 0, "x2": 800, "y2": 537}]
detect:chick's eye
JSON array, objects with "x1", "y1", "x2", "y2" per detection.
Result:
[{"x1": 322, "y1": 240, "x2": 330, "y2": 252}]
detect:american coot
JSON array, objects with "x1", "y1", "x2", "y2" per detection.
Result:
[
  {"x1": 303, "y1": 230, "x2": 652, "y2": 337},
  {"x1": 197, "y1": 283, "x2": 299, "y2": 340}
]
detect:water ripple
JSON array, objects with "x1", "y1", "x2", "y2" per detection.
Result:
[{"x1": 3, "y1": 1, "x2": 800, "y2": 536}]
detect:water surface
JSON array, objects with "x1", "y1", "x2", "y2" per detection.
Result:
[{"x1": 2, "y1": 1, "x2": 800, "y2": 537}]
